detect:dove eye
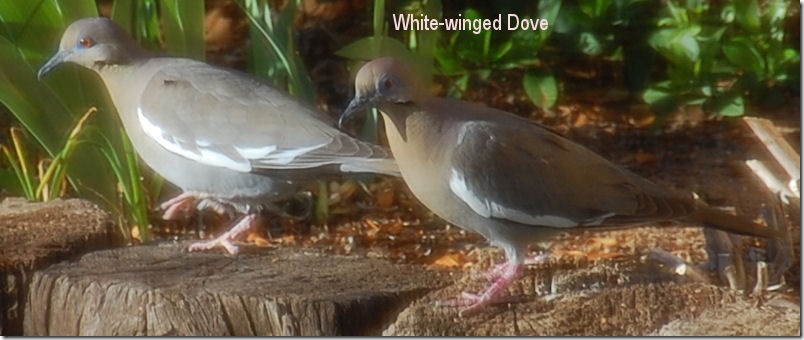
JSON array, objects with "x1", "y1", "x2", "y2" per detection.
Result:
[
  {"x1": 78, "y1": 37, "x2": 96, "y2": 49},
  {"x1": 383, "y1": 79, "x2": 394, "y2": 89}
]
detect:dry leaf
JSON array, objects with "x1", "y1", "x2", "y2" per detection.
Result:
[
  {"x1": 432, "y1": 253, "x2": 468, "y2": 268},
  {"x1": 130, "y1": 225, "x2": 141, "y2": 242},
  {"x1": 376, "y1": 187, "x2": 395, "y2": 208},
  {"x1": 246, "y1": 232, "x2": 270, "y2": 246},
  {"x1": 633, "y1": 150, "x2": 658, "y2": 165},
  {"x1": 587, "y1": 236, "x2": 618, "y2": 247},
  {"x1": 573, "y1": 113, "x2": 589, "y2": 127}
]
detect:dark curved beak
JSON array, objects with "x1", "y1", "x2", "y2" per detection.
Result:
[
  {"x1": 338, "y1": 96, "x2": 370, "y2": 129},
  {"x1": 37, "y1": 50, "x2": 69, "y2": 80}
]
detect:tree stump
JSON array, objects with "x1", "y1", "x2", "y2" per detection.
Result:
[
  {"x1": 0, "y1": 197, "x2": 116, "y2": 335},
  {"x1": 382, "y1": 249, "x2": 801, "y2": 336},
  {"x1": 24, "y1": 244, "x2": 452, "y2": 336}
]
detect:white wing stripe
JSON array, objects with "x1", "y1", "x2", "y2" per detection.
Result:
[
  {"x1": 256, "y1": 144, "x2": 326, "y2": 165},
  {"x1": 449, "y1": 168, "x2": 580, "y2": 228},
  {"x1": 137, "y1": 107, "x2": 252, "y2": 172},
  {"x1": 236, "y1": 145, "x2": 278, "y2": 159}
]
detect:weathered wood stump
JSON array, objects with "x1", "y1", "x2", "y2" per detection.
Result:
[
  {"x1": 24, "y1": 244, "x2": 452, "y2": 336},
  {"x1": 0, "y1": 197, "x2": 116, "y2": 335},
  {"x1": 652, "y1": 297, "x2": 801, "y2": 336},
  {"x1": 382, "y1": 250, "x2": 801, "y2": 336},
  {"x1": 4, "y1": 197, "x2": 799, "y2": 336}
]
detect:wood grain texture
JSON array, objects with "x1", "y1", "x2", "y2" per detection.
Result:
[
  {"x1": 23, "y1": 244, "x2": 451, "y2": 336},
  {"x1": 0, "y1": 197, "x2": 116, "y2": 335},
  {"x1": 382, "y1": 249, "x2": 800, "y2": 336}
]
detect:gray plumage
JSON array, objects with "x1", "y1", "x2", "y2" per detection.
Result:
[
  {"x1": 39, "y1": 17, "x2": 398, "y2": 254},
  {"x1": 340, "y1": 57, "x2": 778, "y2": 314}
]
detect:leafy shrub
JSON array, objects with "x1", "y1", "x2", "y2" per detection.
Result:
[{"x1": 644, "y1": 0, "x2": 799, "y2": 116}]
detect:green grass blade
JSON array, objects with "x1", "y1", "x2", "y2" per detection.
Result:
[
  {"x1": 120, "y1": 129, "x2": 150, "y2": 241},
  {"x1": 111, "y1": 0, "x2": 136, "y2": 35},
  {"x1": 373, "y1": 0, "x2": 385, "y2": 36},
  {"x1": 10, "y1": 127, "x2": 35, "y2": 199},
  {"x1": 242, "y1": 0, "x2": 315, "y2": 102},
  {"x1": 1, "y1": 144, "x2": 34, "y2": 199},
  {"x1": 160, "y1": 0, "x2": 206, "y2": 59}
]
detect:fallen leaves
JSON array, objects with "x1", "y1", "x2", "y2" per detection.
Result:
[{"x1": 430, "y1": 251, "x2": 473, "y2": 269}]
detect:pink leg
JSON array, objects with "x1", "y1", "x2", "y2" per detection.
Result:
[
  {"x1": 187, "y1": 214, "x2": 258, "y2": 255},
  {"x1": 160, "y1": 192, "x2": 235, "y2": 220},
  {"x1": 439, "y1": 260, "x2": 524, "y2": 316},
  {"x1": 196, "y1": 198, "x2": 234, "y2": 217},
  {"x1": 160, "y1": 192, "x2": 202, "y2": 220},
  {"x1": 481, "y1": 252, "x2": 552, "y2": 282},
  {"x1": 480, "y1": 261, "x2": 513, "y2": 282}
]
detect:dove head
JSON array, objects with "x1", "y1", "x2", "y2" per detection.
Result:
[
  {"x1": 339, "y1": 58, "x2": 426, "y2": 128},
  {"x1": 38, "y1": 17, "x2": 147, "y2": 79}
]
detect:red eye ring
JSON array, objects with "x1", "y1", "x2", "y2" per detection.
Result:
[{"x1": 78, "y1": 37, "x2": 95, "y2": 48}]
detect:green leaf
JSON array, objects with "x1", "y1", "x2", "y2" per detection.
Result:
[
  {"x1": 0, "y1": 166, "x2": 24, "y2": 196},
  {"x1": 722, "y1": 37, "x2": 765, "y2": 74},
  {"x1": 712, "y1": 93, "x2": 745, "y2": 117},
  {"x1": 578, "y1": 32, "x2": 602, "y2": 56},
  {"x1": 244, "y1": 0, "x2": 315, "y2": 103},
  {"x1": 666, "y1": 0, "x2": 688, "y2": 26},
  {"x1": 490, "y1": 39, "x2": 513, "y2": 62},
  {"x1": 537, "y1": 0, "x2": 561, "y2": 43},
  {"x1": 160, "y1": 0, "x2": 206, "y2": 59},
  {"x1": 649, "y1": 27, "x2": 700, "y2": 68},
  {"x1": 643, "y1": 81, "x2": 680, "y2": 116},
  {"x1": 408, "y1": 0, "x2": 440, "y2": 83},
  {"x1": 579, "y1": 0, "x2": 608, "y2": 19},
  {"x1": 447, "y1": 73, "x2": 470, "y2": 98},
  {"x1": 643, "y1": 81, "x2": 673, "y2": 105},
  {"x1": 734, "y1": 0, "x2": 761, "y2": 33},
  {"x1": 434, "y1": 48, "x2": 462, "y2": 75},
  {"x1": 111, "y1": 0, "x2": 162, "y2": 51},
  {"x1": 720, "y1": 4, "x2": 736, "y2": 23},
  {"x1": 337, "y1": 36, "x2": 416, "y2": 62},
  {"x1": 764, "y1": 0, "x2": 787, "y2": 39},
  {"x1": 523, "y1": 71, "x2": 558, "y2": 109},
  {"x1": 475, "y1": 69, "x2": 491, "y2": 81},
  {"x1": 111, "y1": 0, "x2": 136, "y2": 35},
  {"x1": 538, "y1": 0, "x2": 562, "y2": 26},
  {"x1": 676, "y1": 26, "x2": 701, "y2": 60}
]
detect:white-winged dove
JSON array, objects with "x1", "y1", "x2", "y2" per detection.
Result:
[
  {"x1": 340, "y1": 57, "x2": 779, "y2": 315},
  {"x1": 38, "y1": 17, "x2": 399, "y2": 254}
]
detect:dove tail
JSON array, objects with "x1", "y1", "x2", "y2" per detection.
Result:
[
  {"x1": 691, "y1": 203, "x2": 781, "y2": 238},
  {"x1": 340, "y1": 158, "x2": 400, "y2": 176}
]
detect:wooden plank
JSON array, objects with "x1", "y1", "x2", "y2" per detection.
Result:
[{"x1": 743, "y1": 116, "x2": 801, "y2": 195}]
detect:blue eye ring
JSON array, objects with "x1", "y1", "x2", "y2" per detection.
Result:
[{"x1": 377, "y1": 76, "x2": 396, "y2": 95}]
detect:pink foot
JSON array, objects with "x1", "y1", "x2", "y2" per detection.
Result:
[
  {"x1": 187, "y1": 214, "x2": 258, "y2": 255},
  {"x1": 438, "y1": 261, "x2": 523, "y2": 316},
  {"x1": 480, "y1": 252, "x2": 551, "y2": 282}
]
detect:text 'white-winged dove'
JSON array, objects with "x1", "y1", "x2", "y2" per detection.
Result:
[
  {"x1": 39, "y1": 17, "x2": 399, "y2": 254},
  {"x1": 340, "y1": 57, "x2": 780, "y2": 315}
]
